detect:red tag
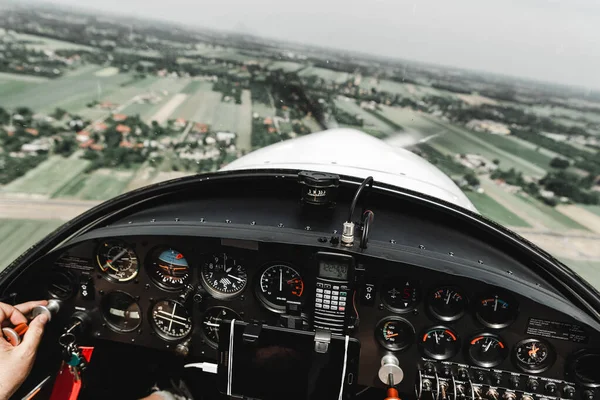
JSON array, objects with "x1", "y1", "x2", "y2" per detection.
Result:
[{"x1": 49, "y1": 347, "x2": 94, "y2": 400}]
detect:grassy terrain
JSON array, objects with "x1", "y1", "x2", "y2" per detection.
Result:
[
  {"x1": 267, "y1": 61, "x2": 305, "y2": 73},
  {"x1": 53, "y1": 168, "x2": 135, "y2": 200},
  {"x1": 516, "y1": 194, "x2": 589, "y2": 231},
  {"x1": 1, "y1": 31, "x2": 95, "y2": 52},
  {"x1": 181, "y1": 80, "x2": 209, "y2": 95},
  {"x1": 2, "y1": 156, "x2": 91, "y2": 197},
  {"x1": 560, "y1": 259, "x2": 600, "y2": 291},
  {"x1": 334, "y1": 98, "x2": 397, "y2": 134},
  {"x1": 465, "y1": 191, "x2": 530, "y2": 228},
  {"x1": 581, "y1": 205, "x2": 600, "y2": 217},
  {"x1": 0, "y1": 219, "x2": 64, "y2": 271},
  {"x1": 298, "y1": 67, "x2": 349, "y2": 84}
]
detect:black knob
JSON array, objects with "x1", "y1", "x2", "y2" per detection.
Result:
[
  {"x1": 474, "y1": 371, "x2": 486, "y2": 383},
  {"x1": 424, "y1": 362, "x2": 436, "y2": 375},
  {"x1": 545, "y1": 382, "x2": 557, "y2": 394},
  {"x1": 563, "y1": 386, "x2": 576, "y2": 399},
  {"x1": 583, "y1": 390, "x2": 595, "y2": 400},
  {"x1": 330, "y1": 236, "x2": 340, "y2": 245},
  {"x1": 491, "y1": 373, "x2": 502, "y2": 386},
  {"x1": 509, "y1": 376, "x2": 520, "y2": 389},
  {"x1": 457, "y1": 368, "x2": 469, "y2": 381},
  {"x1": 527, "y1": 379, "x2": 539, "y2": 392},
  {"x1": 441, "y1": 365, "x2": 452, "y2": 378}
]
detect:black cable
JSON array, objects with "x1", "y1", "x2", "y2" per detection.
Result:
[
  {"x1": 360, "y1": 210, "x2": 374, "y2": 249},
  {"x1": 348, "y1": 176, "x2": 374, "y2": 222}
]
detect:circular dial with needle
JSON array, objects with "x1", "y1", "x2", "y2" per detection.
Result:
[
  {"x1": 201, "y1": 253, "x2": 248, "y2": 299},
  {"x1": 148, "y1": 248, "x2": 190, "y2": 290},
  {"x1": 201, "y1": 307, "x2": 241, "y2": 348},
  {"x1": 467, "y1": 333, "x2": 508, "y2": 367},
  {"x1": 96, "y1": 240, "x2": 139, "y2": 282},
  {"x1": 514, "y1": 338, "x2": 554, "y2": 373},
  {"x1": 420, "y1": 327, "x2": 460, "y2": 360},
  {"x1": 428, "y1": 287, "x2": 466, "y2": 321},
  {"x1": 475, "y1": 293, "x2": 518, "y2": 329},
  {"x1": 375, "y1": 317, "x2": 415, "y2": 351},
  {"x1": 150, "y1": 299, "x2": 192, "y2": 341},
  {"x1": 257, "y1": 264, "x2": 304, "y2": 312}
]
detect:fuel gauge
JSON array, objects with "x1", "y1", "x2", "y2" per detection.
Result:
[
  {"x1": 475, "y1": 293, "x2": 518, "y2": 329},
  {"x1": 467, "y1": 333, "x2": 508, "y2": 368},
  {"x1": 420, "y1": 326, "x2": 460, "y2": 360},
  {"x1": 375, "y1": 317, "x2": 415, "y2": 351}
]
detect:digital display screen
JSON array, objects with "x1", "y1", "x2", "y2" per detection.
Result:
[{"x1": 319, "y1": 260, "x2": 349, "y2": 280}]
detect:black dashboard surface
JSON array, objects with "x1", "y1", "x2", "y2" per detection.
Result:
[{"x1": 4, "y1": 171, "x2": 600, "y2": 399}]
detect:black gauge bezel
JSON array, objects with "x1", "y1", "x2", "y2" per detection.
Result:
[
  {"x1": 375, "y1": 316, "x2": 415, "y2": 352},
  {"x1": 149, "y1": 299, "x2": 192, "y2": 341},
  {"x1": 513, "y1": 338, "x2": 555, "y2": 374},
  {"x1": 145, "y1": 246, "x2": 192, "y2": 292},
  {"x1": 381, "y1": 278, "x2": 421, "y2": 314},
  {"x1": 466, "y1": 332, "x2": 508, "y2": 368},
  {"x1": 200, "y1": 306, "x2": 241, "y2": 348},
  {"x1": 95, "y1": 239, "x2": 139, "y2": 283},
  {"x1": 46, "y1": 270, "x2": 77, "y2": 300},
  {"x1": 100, "y1": 290, "x2": 143, "y2": 333},
  {"x1": 426, "y1": 286, "x2": 467, "y2": 322},
  {"x1": 419, "y1": 326, "x2": 460, "y2": 361},
  {"x1": 474, "y1": 292, "x2": 519, "y2": 329},
  {"x1": 255, "y1": 262, "x2": 304, "y2": 313},
  {"x1": 201, "y1": 253, "x2": 248, "y2": 300}
]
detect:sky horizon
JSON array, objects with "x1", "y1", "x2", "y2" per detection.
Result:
[{"x1": 24, "y1": 0, "x2": 600, "y2": 90}]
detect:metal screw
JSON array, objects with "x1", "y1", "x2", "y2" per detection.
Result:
[
  {"x1": 151, "y1": 218, "x2": 156, "y2": 223},
  {"x1": 131, "y1": 338, "x2": 135, "y2": 342},
  {"x1": 318, "y1": 237, "x2": 328, "y2": 243},
  {"x1": 95, "y1": 332, "x2": 101, "y2": 337},
  {"x1": 226, "y1": 219, "x2": 231, "y2": 224},
  {"x1": 101, "y1": 323, "x2": 106, "y2": 328},
  {"x1": 413, "y1": 309, "x2": 419, "y2": 315},
  {"x1": 175, "y1": 218, "x2": 180, "y2": 222},
  {"x1": 240, "y1": 295, "x2": 245, "y2": 301},
  {"x1": 200, "y1": 218, "x2": 205, "y2": 223},
  {"x1": 390, "y1": 239, "x2": 397, "y2": 244},
  {"x1": 449, "y1": 252, "x2": 454, "y2": 256},
  {"x1": 419, "y1": 244, "x2": 426, "y2": 250},
  {"x1": 378, "y1": 303, "x2": 384, "y2": 310},
  {"x1": 250, "y1": 221, "x2": 256, "y2": 225},
  {"x1": 305, "y1": 226, "x2": 311, "y2": 231},
  {"x1": 145, "y1": 284, "x2": 150, "y2": 290},
  {"x1": 99, "y1": 289, "x2": 104, "y2": 295},
  {"x1": 278, "y1": 223, "x2": 284, "y2": 228},
  {"x1": 332, "y1": 229, "x2": 338, "y2": 234},
  {"x1": 128, "y1": 221, "x2": 132, "y2": 224},
  {"x1": 507, "y1": 270, "x2": 513, "y2": 275},
  {"x1": 478, "y1": 260, "x2": 484, "y2": 264}
]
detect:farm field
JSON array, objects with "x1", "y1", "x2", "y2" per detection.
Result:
[
  {"x1": 377, "y1": 106, "x2": 443, "y2": 147},
  {"x1": 465, "y1": 191, "x2": 530, "y2": 228},
  {"x1": 299, "y1": 67, "x2": 349, "y2": 84},
  {"x1": 425, "y1": 117, "x2": 547, "y2": 177},
  {"x1": 335, "y1": 97, "x2": 397, "y2": 134},
  {"x1": 267, "y1": 61, "x2": 305, "y2": 73},
  {"x1": 53, "y1": 168, "x2": 135, "y2": 201},
  {"x1": 0, "y1": 219, "x2": 63, "y2": 271},
  {"x1": 0, "y1": 30, "x2": 96, "y2": 52},
  {"x1": 2, "y1": 65, "x2": 132, "y2": 112},
  {"x1": 581, "y1": 205, "x2": 600, "y2": 218},
  {"x1": 2, "y1": 156, "x2": 91, "y2": 197}
]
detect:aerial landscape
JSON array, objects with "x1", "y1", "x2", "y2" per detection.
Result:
[{"x1": 0, "y1": 2, "x2": 599, "y2": 285}]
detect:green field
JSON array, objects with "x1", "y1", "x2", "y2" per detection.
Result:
[
  {"x1": 2, "y1": 65, "x2": 132, "y2": 113},
  {"x1": 0, "y1": 219, "x2": 64, "y2": 271},
  {"x1": 335, "y1": 98, "x2": 397, "y2": 134},
  {"x1": 267, "y1": 61, "x2": 306, "y2": 73},
  {"x1": 53, "y1": 168, "x2": 135, "y2": 200},
  {"x1": 181, "y1": 80, "x2": 208, "y2": 95},
  {"x1": 465, "y1": 191, "x2": 530, "y2": 228},
  {"x1": 2, "y1": 156, "x2": 91, "y2": 197},
  {"x1": 516, "y1": 194, "x2": 589, "y2": 231},
  {"x1": 1, "y1": 31, "x2": 95, "y2": 52},
  {"x1": 425, "y1": 117, "x2": 548, "y2": 177},
  {"x1": 560, "y1": 259, "x2": 600, "y2": 290},
  {"x1": 299, "y1": 67, "x2": 349, "y2": 84}
]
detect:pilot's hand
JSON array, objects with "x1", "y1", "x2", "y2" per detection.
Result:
[{"x1": 0, "y1": 301, "x2": 48, "y2": 400}]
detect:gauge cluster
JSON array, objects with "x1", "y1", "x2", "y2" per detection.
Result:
[{"x1": 37, "y1": 233, "x2": 599, "y2": 396}]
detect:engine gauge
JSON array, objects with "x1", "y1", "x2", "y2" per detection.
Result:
[
  {"x1": 150, "y1": 299, "x2": 192, "y2": 341},
  {"x1": 96, "y1": 240, "x2": 139, "y2": 282},
  {"x1": 513, "y1": 338, "x2": 555, "y2": 373},
  {"x1": 47, "y1": 270, "x2": 76, "y2": 300},
  {"x1": 201, "y1": 253, "x2": 248, "y2": 299},
  {"x1": 427, "y1": 287, "x2": 466, "y2": 321},
  {"x1": 257, "y1": 263, "x2": 304, "y2": 312},
  {"x1": 475, "y1": 293, "x2": 518, "y2": 329},
  {"x1": 467, "y1": 333, "x2": 508, "y2": 368},
  {"x1": 101, "y1": 291, "x2": 142, "y2": 333},
  {"x1": 375, "y1": 316, "x2": 415, "y2": 351},
  {"x1": 147, "y1": 248, "x2": 190, "y2": 290},
  {"x1": 381, "y1": 279, "x2": 420, "y2": 313},
  {"x1": 201, "y1": 307, "x2": 241, "y2": 348},
  {"x1": 420, "y1": 326, "x2": 460, "y2": 360}
]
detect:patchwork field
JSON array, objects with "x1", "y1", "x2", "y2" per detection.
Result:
[
  {"x1": 465, "y1": 191, "x2": 530, "y2": 228},
  {"x1": 53, "y1": 168, "x2": 135, "y2": 201},
  {"x1": 2, "y1": 156, "x2": 91, "y2": 198},
  {"x1": 267, "y1": 61, "x2": 305, "y2": 73},
  {"x1": 335, "y1": 97, "x2": 397, "y2": 134},
  {"x1": 299, "y1": 67, "x2": 349, "y2": 84}
]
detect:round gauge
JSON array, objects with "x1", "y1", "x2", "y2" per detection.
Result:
[
  {"x1": 96, "y1": 240, "x2": 139, "y2": 282},
  {"x1": 467, "y1": 333, "x2": 508, "y2": 368},
  {"x1": 101, "y1": 291, "x2": 142, "y2": 333},
  {"x1": 257, "y1": 264, "x2": 305, "y2": 312},
  {"x1": 201, "y1": 253, "x2": 248, "y2": 299},
  {"x1": 147, "y1": 248, "x2": 190, "y2": 290},
  {"x1": 420, "y1": 327, "x2": 460, "y2": 360},
  {"x1": 475, "y1": 293, "x2": 518, "y2": 329},
  {"x1": 427, "y1": 287, "x2": 466, "y2": 321},
  {"x1": 201, "y1": 307, "x2": 241, "y2": 348},
  {"x1": 375, "y1": 317, "x2": 415, "y2": 351},
  {"x1": 382, "y1": 279, "x2": 420, "y2": 313},
  {"x1": 150, "y1": 299, "x2": 192, "y2": 341},
  {"x1": 514, "y1": 338, "x2": 555, "y2": 373},
  {"x1": 47, "y1": 271, "x2": 76, "y2": 300}
]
